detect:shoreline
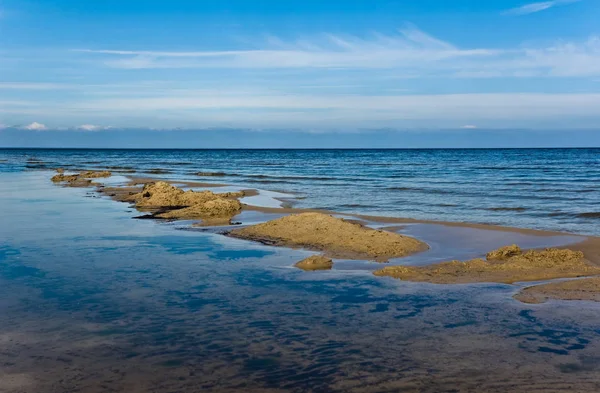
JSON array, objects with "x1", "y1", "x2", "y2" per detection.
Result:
[{"x1": 46, "y1": 169, "x2": 600, "y2": 303}]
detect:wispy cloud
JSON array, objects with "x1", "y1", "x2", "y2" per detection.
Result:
[
  {"x1": 504, "y1": 0, "x2": 581, "y2": 15},
  {"x1": 74, "y1": 28, "x2": 600, "y2": 79},
  {"x1": 76, "y1": 25, "x2": 496, "y2": 70},
  {"x1": 0, "y1": 82, "x2": 72, "y2": 90}
]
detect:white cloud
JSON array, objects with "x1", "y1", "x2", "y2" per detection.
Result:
[
  {"x1": 461, "y1": 125, "x2": 478, "y2": 129},
  {"x1": 504, "y1": 0, "x2": 581, "y2": 15},
  {"x1": 22, "y1": 122, "x2": 47, "y2": 130},
  {"x1": 76, "y1": 124, "x2": 103, "y2": 131},
  {"x1": 66, "y1": 93, "x2": 600, "y2": 128}
]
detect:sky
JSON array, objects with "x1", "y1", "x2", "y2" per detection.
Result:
[{"x1": 0, "y1": 0, "x2": 599, "y2": 147}]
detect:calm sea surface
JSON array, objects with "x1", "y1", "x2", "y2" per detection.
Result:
[
  {"x1": 2, "y1": 152, "x2": 600, "y2": 391},
  {"x1": 2, "y1": 148, "x2": 599, "y2": 235}
]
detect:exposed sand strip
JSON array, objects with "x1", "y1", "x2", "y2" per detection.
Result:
[
  {"x1": 374, "y1": 245, "x2": 600, "y2": 284},
  {"x1": 229, "y1": 212, "x2": 428, "y2": 261}
]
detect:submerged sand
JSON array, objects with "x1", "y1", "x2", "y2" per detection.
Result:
[
  {"x1": 229, "y1": 212, "x2": 427, "y2": 261},
  {"x1": 515, "y1": 277, "x2": 600, "y2": 304},
  {"x1": 374, "y1": 245, "x2": 600, "y2": 284},
  {"x1": 295, "y1": 256, "x2": 334, "y2": 271}
]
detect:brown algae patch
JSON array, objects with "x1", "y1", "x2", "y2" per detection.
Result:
[
  {"x1": 515, "y1": 277, "x2": 600, "y2": 304},
  {"x1": 374, "y1": 245, "x2": 599, "y2": 284},
  {"x1": 229, "y1": 212, "x2": 427, "y2": 261},
  {"x1": 295, "y1": 256, "x2": 334, "y2": 271},
  {"x1": 97, "y1": 185, "x2": 143, "y2": 203},
  {"x1": 51, "y1": 170, "x2": 112, "y2": 187}
]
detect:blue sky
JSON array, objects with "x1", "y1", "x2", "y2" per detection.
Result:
[{"x1": 0, "y1": 0, "x2": 599, "y2": 138}]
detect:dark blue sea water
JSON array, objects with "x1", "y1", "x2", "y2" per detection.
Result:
[{"x1": 2, "y1": 148, "x2": 599, "y2": 235}]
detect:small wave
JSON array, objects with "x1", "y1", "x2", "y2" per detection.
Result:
[
  {"x1": 146, "y1": 168, "x2": 173, "y2": 174},
  {"x1": 387, "y1": 186, "x2": 454, "y2": 195},
  {"x1": 106, "y1": 166, "x2": 135, "y2": 170},
  {"x1": 196, "y1": 172, "x2": 229, "y2": 177},
  {"x1": 577, "y1": 212, "x2": 600, "y2": 219},
  {"x1": 485, "y1": 207, "x2": 528, "y2": 212},
  {"x1": 247, "y1": 174, "x2": 337, "y2": 181},
  {"x1": 339, "y1": 204, "x2": 372, "y2": 208},
  {"x1": 246, "y1": 179, "x2": 293, "y2": 184}
]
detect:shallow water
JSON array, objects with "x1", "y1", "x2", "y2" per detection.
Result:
[
  {"x1": 2, "y1": 148, "x2": 600, "y2": 235},
  {"x1": 2, "y1": 172, "x2": 600, "y2": 392}
]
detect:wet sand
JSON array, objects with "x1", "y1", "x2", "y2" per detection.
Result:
[{"x1": 516, "y1": 278, "x2": 600, "y2": 304}]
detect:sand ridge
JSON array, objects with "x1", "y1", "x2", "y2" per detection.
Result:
[
  {"x1": 229, "y1": 212, "x2": 428, "y2": 261},
  {"x1": 374, "y1": 245, "x2": 599, "y2": 284}
]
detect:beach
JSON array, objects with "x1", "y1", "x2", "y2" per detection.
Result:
[{"x1": 2, "y1": 149, "x2": 600, "y2": 392}]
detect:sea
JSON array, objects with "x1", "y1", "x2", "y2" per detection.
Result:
[
  {"x1": 2, "y1": 148, "x2": 599, "y2": 235},
  {"x1": 1, "y1": 148, "x2": 600, "y2": 392}
]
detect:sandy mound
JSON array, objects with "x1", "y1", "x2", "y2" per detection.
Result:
[
  {"x1": 157, "y1": 199, "x2": 242, "y2": 219},
  {"x1": 374, "y1": 246, "x2": 598, "y2": 284},
  {"x1": 134, "y1": 181, "x2": 245, "y2": 208},
  {"x1": 135, "y1": 181, "x2": 221, "y2": 208},
  {"x1": 515, "y1": 277, "x2": 600, "y2": 304},
  {"x1": 229, "y1": 212, "x2": 427, "y2": 261},
  {"x1": 295, "y1": 256, "x2": 334, "y2": 271},
  {"x1": 125, "y1": 182, "x2": 245, "y2": 220}
]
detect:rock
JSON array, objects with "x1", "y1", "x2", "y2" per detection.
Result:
[{"x1": 294, "y1": 256, "x2": 334, "y2": 271}]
